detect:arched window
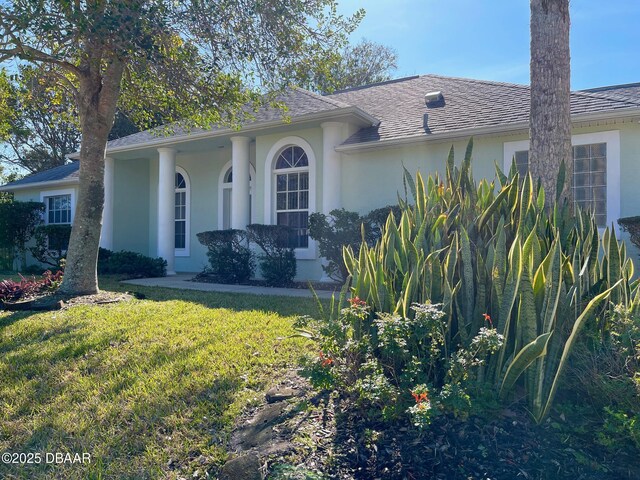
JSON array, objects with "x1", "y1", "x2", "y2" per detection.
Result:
[
  {"x1": 218, "y1": 162, "x2": 255, "y2": 230},
  {"x1": 274, "y1": 145, "x2": 309, "y2": 248},
  {"x1": 175, "y1": 168, "x2": 190, "y2": 255}
]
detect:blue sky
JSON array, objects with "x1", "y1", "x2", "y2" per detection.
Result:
[{"x1": 338, "y1": 0, "x2": 640, "y2": 89}]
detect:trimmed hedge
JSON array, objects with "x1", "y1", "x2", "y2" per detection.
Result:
[
  {"x1": 98, "y1": 248, "x2": 167, "y2": 278},
  {"x1": 29, "y1": 224, "x2": 72, "y2": 267},
  {"x1": 247, "y1": 224, "x2": 297, "y2": 286},
  {"x1": 196, "y1": 230, "x2": 254, "y2": 283},
  {"x1": 309, "y1": 205, "x2": 401, "y2": 282}
]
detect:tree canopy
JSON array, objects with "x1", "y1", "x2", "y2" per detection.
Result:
[
  {"x1": 0, "y1": 0, "x2": 364, "y2": 294},
  {"x1": 0, "y1": 65, "x2": 178, "y2": 174},
  {"x1": 0, "y1": 65, "x2": 80, "y2": 173},
  {"x1": 299, "y1": 38, "x2": 398, "y2": 94}
]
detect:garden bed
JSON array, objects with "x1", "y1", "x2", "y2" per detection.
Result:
[
  {"x1": 222, "y1": 373, "x2": 640, "y2": 479},
  {"x1": 1, "y1": 290, "x2": 133, "y2": 311}
]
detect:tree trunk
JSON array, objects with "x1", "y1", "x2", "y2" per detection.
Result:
[
  {"x1": 529, "y1": 0, "x2": 572, "y2": 205},
  {"x1": 59, "y1": 59, "x2": 123, "y2": 295}
]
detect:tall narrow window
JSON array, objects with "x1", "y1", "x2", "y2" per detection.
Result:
[
  {"x1": 175, "y1": 170, "x2": 189, "y2": 254},
  {"x1": 44, "y1": 193, "x2": 72, "y2": 251},
  {"x1": 573, "y1": 143, "x2": 607, "y2": 227},
  {"x1": 219, "y1": 165, "x2": 254, "y2": 230},
  {"x1": 222, "y1": 167, "x2": 233, "y2": 230},
  {"x1": 513, "y1": 150, "x2": 529, "y2": 176},
  {"x1": 274, "y1": 145, "x2": 309, "y2": 248}
]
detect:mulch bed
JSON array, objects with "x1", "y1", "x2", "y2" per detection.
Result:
[
  {"x1": 252, "y1": 374, "x2": 640, "y2": 480},
  {"x1": 1, "y1": 290, "x2": 133, "y2": 311},
  {"x1": 321, "y1": 402, "x2": 640, "y2": 480}
]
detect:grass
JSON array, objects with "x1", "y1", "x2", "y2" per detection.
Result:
[{"x1": 0, "y1": 275, "x2": 318, "y2": 479}]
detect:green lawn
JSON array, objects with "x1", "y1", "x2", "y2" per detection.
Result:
[{"x1": 0, "y1": 276, "x2": 317, "y2": 479}]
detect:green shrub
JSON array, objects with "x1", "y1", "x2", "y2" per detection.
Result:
[
  {"x1": 309, "y1": 206, "x2": 401, "y2": 283},
  {"x1": 196, "y1": 230, "x2": 254, "y2": 283},
  {"x1": 22, "y1": 264, "x2": 49, "y2": 275},
  {"x1": 309, "y1": 209, "x2": 367, "y2": 282},
  {"x1": 343, "y1": 138, "x2": 639, "y2": 423},
  {"x1": 0, "y1": 200, "x2": 45, "y2": 270},
  {"x1": 566, "y1": 305, "x2": 640, "y2": 451},
  {"x1": 97, "y1": 248, "x2": 167, "y2": 278},
  {"x1": 246, "y1": 224, "x2": 296, "y2": 286},
  {"x1": 364, "y1": 204, "x2": 402, "y2": 240},
  {"x1": 29, "y1": 224, "x2": 72, "y2": 267},
  {"x1": 297, "y1": 294, "x2": 503, "y2": 427},
  {"x1": 618, "y1": 216, "x2": 640, "y2": 251}
]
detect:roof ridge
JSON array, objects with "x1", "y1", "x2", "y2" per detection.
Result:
[
  {"x1": 328, "y1": 75, "x2": 421, "y2": 95},
  {"x1": 570, "y1": 88, "x2": 640, "y2": 107},
  {"x1": 293, "y1": 86, "x2": 352, "y2": 108},
  {"x1": 420, "y1": 73, "x2": 530, "y2": 90},
  {"x1": 423, "y1": 73, "x2": 640, "y2": 107},
  {"x1": 581, "y1": 82, "x2": 640, "y2": 92}
]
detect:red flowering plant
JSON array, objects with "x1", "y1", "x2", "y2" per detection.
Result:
[
  {"x1": 318, "y1": 351, "x2": 334, "y2": 367},
  {"x1": 407, "y1": 384, "x2": 433, "y2": 428},
  {"x1": 345, "y1": 296, "x2": 369, "y2": 316},
  {"x1": 295, "y1": 287, "x2": 375, "y2": 392},
  {"x1": 0, "y1": 270, "x2": 63, "y2": 304},
  {"x1": 297, "y1": 289, "x2": 504, "y2": 429}
]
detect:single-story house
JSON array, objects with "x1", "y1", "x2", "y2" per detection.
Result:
[{"x1": 2, "y1": 74, "x2": 639, "y2": 279}]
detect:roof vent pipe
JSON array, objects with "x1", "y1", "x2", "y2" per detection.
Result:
[{"x1": 425, "y1": 91, "x2": 443, "y2": 104}]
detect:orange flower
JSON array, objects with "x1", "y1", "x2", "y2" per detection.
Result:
[
  {"x1": 319, "y1": 351, "x2": 334, "y2": 367},
  {"x1": 411, "y1": 391, "x2": 428, "y2": 404},
  {"x1": 483, "y1": 313, "x2": 493, "y2": 327}
]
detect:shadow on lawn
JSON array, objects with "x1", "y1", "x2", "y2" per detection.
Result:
[
  {"x1": 103, "y1": 278, "x2": 331, "y2": 318},
  {"x1": 1, "y1": 328, "x2": 245, "y2": 479},
  {"x1": 0, "y1": 309, "x2": 38, "y2": 330},
  {"x1": 3, "y1": 377, "x2": 242, "y2": 480}
]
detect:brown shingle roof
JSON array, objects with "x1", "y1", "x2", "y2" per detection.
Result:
[
  {"x1": 106, "y1": 88, "x2": 352, "y2": 150},
  {"x1": 580, "y1": 82, "x2": 640, "y2": 102},
  {"x1": 327, "y1": 74, "x2": 640, "y2": 145}
]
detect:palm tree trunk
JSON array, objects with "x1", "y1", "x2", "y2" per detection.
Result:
[{"x1": 529, "y1": 0, "x2": 572, "y2": 205}]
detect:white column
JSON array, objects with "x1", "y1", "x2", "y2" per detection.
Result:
[
  {"x1": 100, "y1": 156, "x2": 114, "y2": 250},
  {"x1": 231, "y1": 136, "x2": 251, "y2": 230},
  {"x1": 321, "y1": 122, "x2": 344, "y2": 214},
  {"x1": 320, "y1": 122, "x2": 345, "y2": 282},
  {"x1": 157, "y1": 147, "x2": 176, "y2": 275}
]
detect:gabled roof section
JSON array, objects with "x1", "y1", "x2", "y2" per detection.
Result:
[
  {"x1": 580, "y1": 82, "x2": 640, "y2": 102},
  {"x1": 105, "y1": 87, "x2": 365, "y2": 151},
  {"x1": 327, "y1": 74, "x2": 640, "y2": 146},
  {"x1": 0, "y1": 161, "x2": 79, "y2": 191}
]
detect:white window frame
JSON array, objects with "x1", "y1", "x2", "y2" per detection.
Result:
[
  {"x1": 40, "y1": 188, "x2": 75, "y2": 225},
  {"x1": 503, "y1": 130, "x2": 621, "y2": 229},
  {"x1": 264, "y1": 136, "x2": 317, "y2": 260},
  {"x1": 175, "y1": 166, "x2": 190, "y2": 257},
  {"x1": 217, "y1": 160, "x2": 256, "y2": 230}
]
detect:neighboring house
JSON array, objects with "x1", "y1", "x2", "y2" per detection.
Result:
[{"x1": 1, "y1": 74, "x2": 639, "y2": 279}]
